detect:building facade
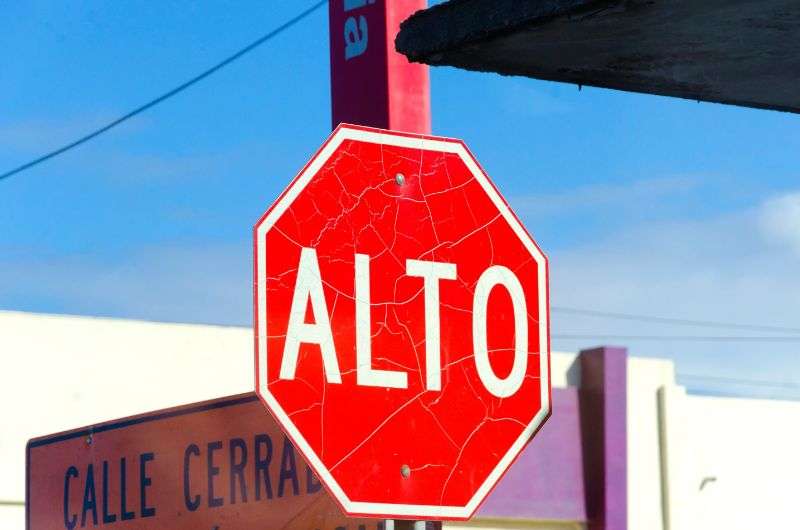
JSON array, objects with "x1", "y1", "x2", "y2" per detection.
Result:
[{"x1": 2, "y1": 310, "x2": 797, "y2": 529}]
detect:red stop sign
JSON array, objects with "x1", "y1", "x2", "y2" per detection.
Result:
[{"x1": 254, "y1": 125, "x2": 550, "y2": 520}]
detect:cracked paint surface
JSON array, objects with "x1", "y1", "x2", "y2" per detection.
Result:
[{"x1": 255, "y1": 126, "x2": 549, "y2": 516}]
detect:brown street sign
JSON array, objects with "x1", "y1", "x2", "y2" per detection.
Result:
[{"x1": 26, "y1": 393, "x2": 379, "y2": 530}]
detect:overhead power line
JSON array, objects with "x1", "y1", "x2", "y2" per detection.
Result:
[
  {"x1": 552, "y1": 306, "x2": 800, "y2": 334},
  {"x1": 0, "y1": 0, "x2": 327, "y2": 183},
  {"x1": 553, "y1": 334, "x2": 800, "y2": 342},
  {"x1": 678, "y1": 373, "x2": 800, "y2": 390}
]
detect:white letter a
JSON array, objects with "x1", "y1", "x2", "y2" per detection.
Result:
[{"x1": 280, "y1": 247, "x2": 341, "y2": 384}]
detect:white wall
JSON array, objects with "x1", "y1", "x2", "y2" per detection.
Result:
[
  {"x1": 4, "y1": 310, "x2": 797, "y2": 530},
  {"x1": 0, "y1": 310, "x2": 252, "y2": 528},
  {"x1": 0, "y1": 310, "x2": 580, "y2": 529},
  {"x1": 627, "y1": 356, "x2": 676, "y2": 530},
  {"x1": 0, "y1": 505, "x2": 24, "y2": 529},
  {"x1": 660, "y1": 387, "x2": 800, "y2": 530}
]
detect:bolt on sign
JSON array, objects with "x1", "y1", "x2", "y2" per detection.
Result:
[
  {"x1": 26, "y1": 394, "x2": 377, "y2": 530},
  {"x1": 254, "y1": 125, "x2": 551, "y2": 520}
]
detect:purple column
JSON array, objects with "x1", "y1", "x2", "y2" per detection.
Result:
[
  {"x1": 477, "y1": 387, "x2": 586, "y2": 521},
  {"x1": 579, "y1": 346, "x2": 628, "y2": 530}
]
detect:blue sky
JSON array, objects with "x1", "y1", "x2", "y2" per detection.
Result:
[{"x1": 2, "y1": 1, "x2": 799, "y2": 399}]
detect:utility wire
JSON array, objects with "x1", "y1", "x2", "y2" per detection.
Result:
[
  {"x1": 0, "y1": 0, "x2": 327, "y2": 182},
  {"x1": 678, "y1": 373, "x2": 800, "y2": 390},
  {"x1": 5, "y1": 2, "x2": 800, "y2": 347},
  {"x1": 552, "y1": 306, "x2": 800, "y2": 334},
  {"x1": 553, "y1": 334, "x2": 800, "y2": 342}
]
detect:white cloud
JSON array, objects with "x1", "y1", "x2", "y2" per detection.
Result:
[
  {"x1": 0, "y1": 114, "x2": 149, "y2": 153},
  {"x1": 95, "y1": 150, "x2": 231, "y2": 184},
  {"x1": 509, "y1": 176, "x2": 700, "y2": 218},
  {"x1": 1, "y1": 190, "x2": 799, "y2": 399},
  {"x1": 760, "y1": 191, "x2": 800, "y2": 256},
  {"x1": 547, "y1": 192, "x2": 800, "y2": 399},
  {"x1": 0, "y1": 243, "x2": 251, "y2": 326}
]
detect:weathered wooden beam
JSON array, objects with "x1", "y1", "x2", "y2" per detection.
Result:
[{"x1": 396, "y1": 0, "x2": 800, "y2": 114}]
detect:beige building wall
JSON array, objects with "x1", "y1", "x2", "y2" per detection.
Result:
[
  {"x1": 659, "y1": 387, "x2": 800, "y2": 530},
  {"x1": 0, "y1": 310, "x2": 584, "y2": 529},
  {"x1": 2, "y1": 310, "x2": 796, "y2": 530},
  {"x1": 1, "y1": 310, "x2": 251, "y2": 528},
  {"x1": 627, "y1": 356, "x2": 676, "y2": 530}
]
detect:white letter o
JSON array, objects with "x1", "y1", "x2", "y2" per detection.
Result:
[{"x1": 472, "y1": 265, "x2": 528, "y2": 398}]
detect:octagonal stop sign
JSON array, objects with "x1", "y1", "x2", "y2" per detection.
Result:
[{"x1": 254, "y1": 125, "x2": 550, "y2": 520}]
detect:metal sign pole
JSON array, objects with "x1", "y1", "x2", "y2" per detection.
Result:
[{"x1": 388, "y1": 521, "x2": 442, "y2": 530}]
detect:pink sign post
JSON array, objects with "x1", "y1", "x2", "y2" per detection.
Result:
[{"x1": 329, "y1": 0, "x2": 430, "y2": 134}]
